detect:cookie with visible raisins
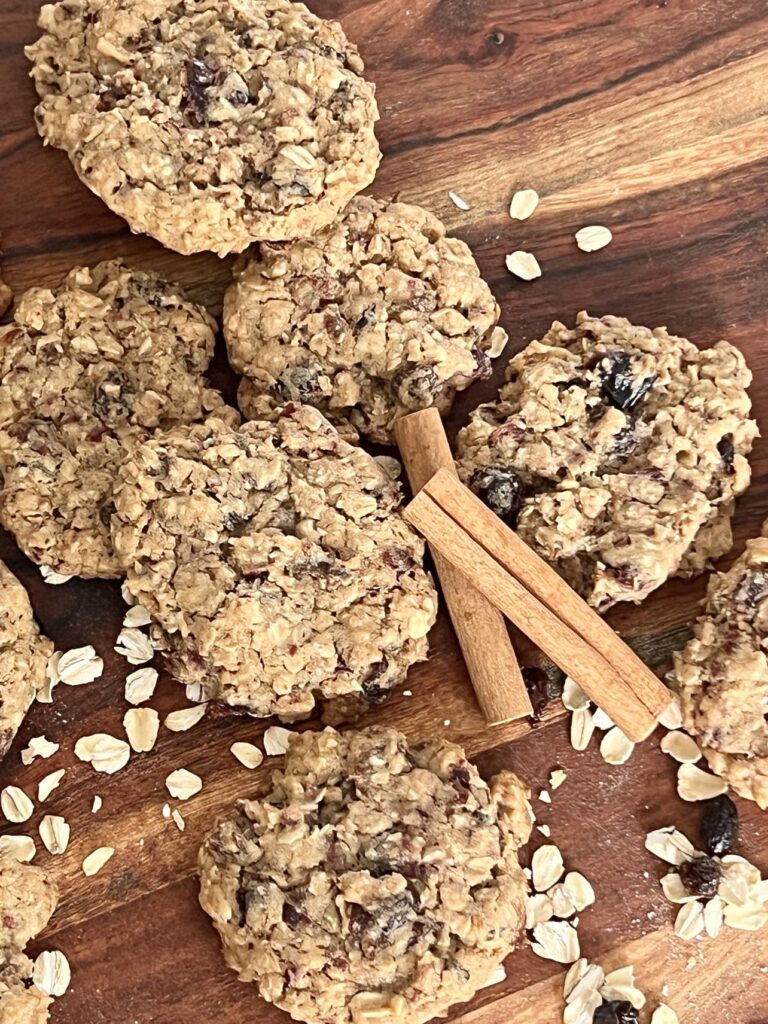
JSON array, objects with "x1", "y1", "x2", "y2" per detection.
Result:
[
  {"x1": 224, "y1": 196, "x2": 506, "y2": 444},
  {"x1": 198, "y1": 726, "x2": 531, "y2": 1024},
  {"x1": 456, "y1": 312, "x2": 757, "y2": 610},
  {"x1": 0, "y1": 563, "x2": 53, "y2": 763},
  {"x1": 675, "y1": 527, "x2": 768, "y2": 808},
  {"x1": 26, "y1": 0, "x2": 380, "y2": 256},
  {"x1": 111, "y1": 406, "x2": 437, "y2": 718},
  {"x1": 0, "y1": 260, "x2": 235, "y2": 578}
]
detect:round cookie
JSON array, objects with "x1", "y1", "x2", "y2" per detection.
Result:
[
  {"x1": 0, "y1": 856, "x2": 58, "y2": 1024},
  {"x1": 111, "y1": 405, "x2": 437, "y2": 717},
  {"x1": 456, "y1": 312, "x2": 757, "y2": 610},
  {"x1": 199, "y1": 725, "x2": 532, "y2": 1024},
  {"x1": 0, "y1": 562, "x2": 54, "y2": 762},
  {"x1": 0, "y1": 260, "x2": 235, "y2": 578},
  {"x1": 224, "y1": 196, "x2": 504, "y2": 444},
  {"x1": 675, "y1": 527, "x2": 768, "y2": 808},
  {"x1": 26, "y1": 0, "x2": 380, "y2": 256}
]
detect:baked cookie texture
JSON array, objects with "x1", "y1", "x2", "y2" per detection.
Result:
[
  {"x1": 111, "y1": 405, "x2": 437, "y2": 717},
  {"x1": 456, "y1": 312, "x2": 757, "y2": 610},
  {"x1": 224, "y1": 196, "x2": 504, "y2": 444},
  {"x1": 0, "y1": 857, "x2": 58, "y2": 1024},
  {"x1": 27, "y1": 0, "x2": 380, "y2": 256},
  {"x1": 199, "y1": 726, "x2": 532, "y2": 1024},
  {"x1": 675, "y1": 525, "x2": 768, "y2": 808},
  {"x1": 0, "y1": 562, "x2": 53, "y2": 762},
  {"x1": 0, "y1": 260, "x2": 235, "y2": 579}
]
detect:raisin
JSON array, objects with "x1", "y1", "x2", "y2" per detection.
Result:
[
  {"x1": 395, "y1": 364, "x2": 440, "y2": 409},
  {"x1": 469, "y1": 465, "x2": 524, "y2": 526},
  {"x1": 679, "y1": 856, "x2": 721, "y2": 899},
  {"x1": 183, "y1": 58, "x2": 217, "y2": 122},
  {"x1": 382, "y1": 548, "x2": 414, "y2": 572},
  {"x1": 593, "y1": 1002, "x2": 639, "y2": 1024},
  {"x1": 523, "y1": 666, "x2": 565, "y2": 724},
  {"x1": 355, "y1": 309, "x2": 377, "y2": 330},
  {"x1": 734, "y1": 570, "x2": 768, "y2": 609},
  {"x1": 599, "y1": 351, "x2": 656, "y2": 411},
  {"x1": 609, "y1": 425, "x2": 638, "y2": 459},
  {"x1": 229, "y1": 89, "x2": 250, "y2": 105},
  {"x1": 700, "y1": 794, "x2": 739, "y2": 856},
  {"x1": 361, "y1": 662, "x2": 389, "y2": 704},
  {"x1": 717, "y1": 433, "x2": 735, "y2": 473},
  {"x1": 284, "y1": 181, "x2": 311, "y2": 197},
  {"x1": 276, "y1": 366, "x2": 323, "y2": 404}
]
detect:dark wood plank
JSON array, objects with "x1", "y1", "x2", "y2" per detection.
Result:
[{"x1": 2, "y1": 0, "x2": 768, "y2": 1021}]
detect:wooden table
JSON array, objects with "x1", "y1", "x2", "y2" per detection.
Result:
[{"x1": 2, "y1": 1, "x2": 768, "y2": 1021}]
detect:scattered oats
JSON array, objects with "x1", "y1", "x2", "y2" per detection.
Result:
[
  {"x1": 509, "y1": 188, "x2": 539, "y2": 221},
  {"x1": 123, "y1": 708, "x2": 160, "y2": 753},
  {"x1": 171, "y1": 808, "x2": 186, "y2": 832},
  {"x1": 40, "y1": 565, "x2": 73, "y2": 585},
  {"x1": 645, "y1": 827, "x2": 695, "y2": 865},
  {"x1": 658, "y1": 696, "x2": 682, "y2": 730},
  {"x1": 549, "y1": 883, "x2": 576, "y2": 919},
  {"x1": 563, "y1": 871, "x2": 596, "y2": 912},
  {"x1": 651, "y1": 1007, "x2": 679, "y2": 1024},
  {"x1": 91, "y1": 795, "x2": 102, "y2": 813},
  {"x1": 32, "y1": 950, "x2": 71, "y2": 997},
  {"x1": 164, "y1": 704, "x2": 208, "y2": 732},
  {"x1": 704, "y1": 895, "x2": 724, "y2": 938},
  {"x1": 575, "y1": 225, "x2": 612, "y2": 252},
  {"x1": 537, "y1": 824, "x2": 551, "y2": 838},
  {"x1": 675, "y1": 900, "x2": 705, "y2": 940},
  {"x1": 1, "y1": 785, "x2": 34, "y2": 823},
  {"x1": 480, "y1": 964, "x2": 506, "y2": 989},
  {"x1": 531, "y1": 920, "x2": 580, "y2": 963},
  {"x1": 125, "y1": 666, "x2": 158, "y2": 705},
  {"x1": 74, "y1": 733, "x2": 131, "y2": 774},
  {"x1": 0, "y1": 835, "x2": 36, "y2": 862},
  {"x1": 448, "y1": 191, "x2": 470, "y2": 211},
  {"x1": 532, "y1": 844, "x2": 565, "y2": 891},
  {"x1": 562, "y1": 678, "x2": 590, "y2": 712},
  {"x1": 39, "y1": 815, "x2": 70, "y2": 855},
  {"x1": 601, "y1": 965, "x2": 646, "y2": 1008},
  {"x1": 37, "y1": 769, "x2": 65, "y2": 802},
  {"x1": 661, "y1": 731, "x2": 701, "y2": 764},
  {"x1": 162, "y1": 803, "x2": 171, "y2": 819},
  {"x1": 402, "y1": 689, "x2": 413, "y2": 697},
  {"x1": 82, "y1": 846, "x2": 115, "y2": 877},
  {"x1": 570, "y1": 708, "x2": 595, "y2": 751},
  {"x1": 39, "y1": 653, "x2": 61, "y2": 703},
  {"x1": 185, "y1": 681, "x2": 206, "y2": 702},
  {"x1": 264, "y1": 726, "x2": 294, "y2": 756},
  {"x1": 550, "y1": 768, "x2": 567, "y2": 790},
  {"x1": 487, "y1": 326, "x2": 509, "y2": 358},
  {"x1": 505, "y1": 250, "x2": 541, "y2": 281},
  {"x1": 600, "y1": 726, "x2": 635, "y2": 765},
  {"x1": 564, "y1": 957, "x2": 589, "y2": 999},
  {"x1": 121, "y1": 581, "x2": 135, "y2": 605},
  {"x1": 526, "y1": 892, "x2": 554, "y2": 929},
  {"x1": 724, "y1": 904, "x2": 768, "y2": 930},
  {"x1": 165, "y1": 768, "x2": 202, "y2": 801},
  {"x1": 677, "y1": 763, "x2": 727, "y2": 801},
  {"x1": 565, "y1": 988, "x2": 602, "y2": 1024},
  {"x1": 20, "y1": 736, "x2": 59, "y2": 766},
  {"x1": 122, "y1": 604, "x2": 152, "y2": 628},
  {"x1": 57, "y1": 645, "x2": 103, "y2": 686},
  {"x1": 591, "y1": 707, "x2": 615, "y2": 731},
  {"x1": 660, "y1": 873, "x2": 697, "y2": 904},
  {"x1": 231, "y1": 742, "x2": 264, "y2": 770},
  {"x1": 566, "y1": 961, "x2": 605, "y2": 1005},
  {"x1": 114, "y1": 627, "x2": 154, "y2": 665}
]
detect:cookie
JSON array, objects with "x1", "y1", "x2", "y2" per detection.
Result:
[
  {"x1": 0, "y1": 857, "x2": 58, "y2": 1024},
  {"x1": 675, "y1": 526, "x2": 768, "y2": 808},
  {"x1": 0, "y1": 562, "x2": 54, "y2": 762},
  {"x1": 224, "y1": 196, "x2": 504, "y2": 444},
  {"x1": 456, "y1": 312, "x2": 757, "y2": 609},
  {"x1": 26, "y1": 0, "x2": 380, "y2": 256},
  {"x1": 111, "y1": 405, "x2": 437, "y2": 717},
  {"x1": 0, "y1": 260, "x2": 235, "y2": 579},
  {"x1": 199, "y1": 725, "x2": 531, "y2": 1024}
]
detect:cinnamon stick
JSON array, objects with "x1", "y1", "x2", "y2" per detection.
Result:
[
  {"x1": 405, "y1": 471, "x2": 672, "y2": 741},
  {"x1": 394, "y1": 410, "x2": 532, "y2": 725}
]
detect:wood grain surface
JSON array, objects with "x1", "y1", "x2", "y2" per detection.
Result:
[{"x1": 2, "y1": 1, "x2": 768, "y2": 1022}]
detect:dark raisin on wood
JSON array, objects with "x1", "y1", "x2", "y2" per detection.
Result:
[
  {"x1": 360, "y1": 661, "x2": 390, "y2": 703},
  {"x1": 717, "y1": 433, "x2": 736, "y2": 474},
  {"x1": 679, "y1": 855, "x2": 721, "y2": 899},
  {"x1": 469, "y1": 465, "x2": 524, "y2": 526},
  {"x1": 523, "y1": 665, "x2": 565, "y2": 724},
  {"x1": 599, "y1": 351, "x2": 657, "y2": 411},
  {"x1": 700, "y1": 794, "x2": 739, "y2": 856},
  {"x1": 593, "y1": 1001, "x2": 640, "y2": 1024}
]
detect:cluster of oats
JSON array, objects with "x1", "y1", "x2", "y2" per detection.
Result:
[
  {"x1": 655, "y1": 699, "x2": 729, "y2": 801},
  {"x1": 526, "y1": 843, "x2": 595, "y2": 964},
  {"x1": 563, "y1": 958, "x2": 678, "y2": 1024},
  {"x1": 646, "y1": 826, "x2": 768, "y2": 940},
  {"x1": 562, "y1": 678, "x2": 635, "y2": 764}
]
